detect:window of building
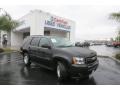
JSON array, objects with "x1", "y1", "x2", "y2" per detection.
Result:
[
  {"x1": 23, "y1": 32, "x2": 30, "y2": 39},
  {"x1": 44, "y1": 31, "x2": 50, "y2": 36}
]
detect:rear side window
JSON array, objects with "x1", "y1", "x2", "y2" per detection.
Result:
[{"x1": 30, "y1": 37, "x2": 40, "y2": 46}]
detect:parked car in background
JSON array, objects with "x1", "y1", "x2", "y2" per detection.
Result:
[
  {"x1": 75, "y1": 42, "x2": 84, "y2": 47},
  {"x1": 20, "y1": 36, "x2": 99, "y2": 81},
  {"x1": 105, "y1": 42, "x2": 113, "y2": 47},
  {"x1": 84, "y1": 42, "x2": 90, "y2": 47},
  {"x1": 112, "y1": 41, "x2": 120, "y2": 48},
  {"x1": 75, "y1": 41, "x2": 90, "y2": 47},
  {"x1": 90, "y1": 42, "x2": 95, "y2": 46},
  {"x1": 92, "y1": 42, "x2": 102, "y2": 45}
]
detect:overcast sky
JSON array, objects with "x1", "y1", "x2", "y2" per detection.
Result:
[{"x1": 0, "y1": 5, "x2": 120, "y2": 41}]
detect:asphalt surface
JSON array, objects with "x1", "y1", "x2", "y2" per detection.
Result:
[
  {"x1": 0, "y1": 52, "x2": 120, "y2": 85},
  {"x1": 90, "y1": 45, "x2": 120, "y2": 56}
]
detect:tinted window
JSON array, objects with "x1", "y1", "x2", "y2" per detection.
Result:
[
  {"x1": 30, "y1": 37, "x2": 40, "y2": 46},
  {"x1": 39, "y1": 38, "x2": 51, "y2": 47}
]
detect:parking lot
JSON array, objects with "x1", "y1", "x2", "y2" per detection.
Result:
[
  {"x1": 0, "y1": 50, "x2": 120, "y2": 85},
  {"x1": 90, "y1": 45, "x2": 120, "y2": 57}
]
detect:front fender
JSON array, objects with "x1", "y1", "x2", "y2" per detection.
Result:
[{"x1": 52, "y1": 54, "x2": 73, "y2": 69}]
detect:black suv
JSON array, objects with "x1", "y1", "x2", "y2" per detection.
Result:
[{"x1": 20, "y1": 35, "x2": 99, "y2": 80}]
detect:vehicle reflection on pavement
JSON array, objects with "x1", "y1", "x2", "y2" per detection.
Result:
[{"x1": 20, "y1": 64, "x2": 96, "y2": 85}]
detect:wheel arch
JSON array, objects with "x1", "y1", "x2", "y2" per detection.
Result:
[
  {"x1": 22, "y1": 50, "x2": 29, "y2": 56},
  {"x1": 52, "y1": 56, "x2": 71, "y2": 70}
]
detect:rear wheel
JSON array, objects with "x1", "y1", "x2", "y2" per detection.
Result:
[
  {"x1": 56, "y1": 62, "x2": 68, "y2": 81},
  {"x1": 23, "y1": 53, "x2": 31, "y2": 66}
]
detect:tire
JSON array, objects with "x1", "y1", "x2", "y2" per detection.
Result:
[
  {"x1": 56, "y1": 62, "x2": 68, "y2": 81},
  {"x1": 23, "y1": 53, "x2": 31, "y2": 66}
]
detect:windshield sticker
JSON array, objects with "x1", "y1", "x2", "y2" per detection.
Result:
[{"x1": 51, "y1": 39, "x2": 57, "y2": 43}]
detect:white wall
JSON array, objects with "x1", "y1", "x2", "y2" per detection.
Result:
[
  {"x1": 11, "y1": 31, "x2": 23, "y2": 49},
  {"x1": 15, "y1": 12, "x2": 31, "y2": 31},
  {"x1": 29, "y1": 10, "x2": 45, "y2": 36},
  {"x1": 70, "y1": 22, "x2": 76, "y2": 43}
]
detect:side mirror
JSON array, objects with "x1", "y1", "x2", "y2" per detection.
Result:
[{"x1": 41, "y1": 44, "x2": 51, "y2": 49}]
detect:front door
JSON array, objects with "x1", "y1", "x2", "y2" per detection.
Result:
[{"x1": 36, "y1": 37, "x2": 52, "y2": 67}]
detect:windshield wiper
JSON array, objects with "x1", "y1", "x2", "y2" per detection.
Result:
[{"x1": 65, "y1": 45, "x2": 73, "y2": 47}]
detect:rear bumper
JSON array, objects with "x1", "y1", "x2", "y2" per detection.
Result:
[{"x1": 69, "y1": 60, "x2": 99, "y2": 77}]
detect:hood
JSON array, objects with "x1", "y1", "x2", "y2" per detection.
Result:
[{"x1": 57, "y1": 47, "x2": 97, "y2": 57}]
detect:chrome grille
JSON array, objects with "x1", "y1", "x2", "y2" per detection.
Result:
[{"x1": 85, "y1": 55, "x2": 97, "y2": 64}]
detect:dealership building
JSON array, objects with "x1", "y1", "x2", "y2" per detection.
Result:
[{"x1": 0, "y1": 10, "x2": 75, "y2": 49}]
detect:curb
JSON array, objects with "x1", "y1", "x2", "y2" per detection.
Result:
[
  {"x1": 0, "y1": 51, "x2": 19, "y2": 55},
  {"x1": 97, "y1": 55, "x2": 109, "y2": 58},
  {"x1": 109, "y1": 56, "x2": 120, "y2": 63},
  {"x1": 97, "y1": 55, "x2": 120, "y2": 63}
]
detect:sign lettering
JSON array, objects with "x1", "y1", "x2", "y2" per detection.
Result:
[{"x1": 45, "y1": 16, "x2": 71, "y2": 31}]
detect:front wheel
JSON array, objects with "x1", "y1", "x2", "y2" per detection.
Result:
[
  {"x1": 57, "y1": 62, "x2": 68, "y2": 81},
  {"x1": 23, "y1": 53, "x2": 31, "y2": 66}
]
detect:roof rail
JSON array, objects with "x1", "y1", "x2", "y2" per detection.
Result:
[{"x1": 31, "y1": 35, "x2": 43, "y2": 36}]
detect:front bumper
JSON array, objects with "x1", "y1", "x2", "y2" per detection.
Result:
[{"x1": 69, "y1": 60, "x2": 99, "y2": 77}]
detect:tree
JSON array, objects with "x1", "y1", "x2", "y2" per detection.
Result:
[
  {"x1": 0, "y1": 13, "x2": 20, "y2": 31},
  {"x1": 110, "y1": 12, "x2": 120, "y2": 22},
  {"x1": 0, "y1": 10, "x2": 20, "y2": 47},
  {"x1": 110, "y1": 12, "x2": 120, "y2": 42}
]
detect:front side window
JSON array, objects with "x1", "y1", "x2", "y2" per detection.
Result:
[
  {"x1": 50, "y1": 37, "x2": 74, "y2": 47},
  {"x1": 39, "y1": 38, "x2": 51, "y2": 47}
]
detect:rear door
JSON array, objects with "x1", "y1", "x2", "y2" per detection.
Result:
[{"x1": 29, "y1": 37, "x2": 41, "y2": 62}]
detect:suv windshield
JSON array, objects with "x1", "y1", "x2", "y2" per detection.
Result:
[{"x1": 50, "y1": 37, "x2": 74, "y2": 47}]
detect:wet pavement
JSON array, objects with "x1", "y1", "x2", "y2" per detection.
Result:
[
  {"x1": 90, "y1": 45, "x2": 120, "y2": 56},
  {"x1": 0, "y1": 52, "x2": 120, "y2": 85}
]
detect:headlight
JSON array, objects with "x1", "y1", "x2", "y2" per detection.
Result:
[{"x1": 72, "y1": 57, "x2": 85, "y2": 64}]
